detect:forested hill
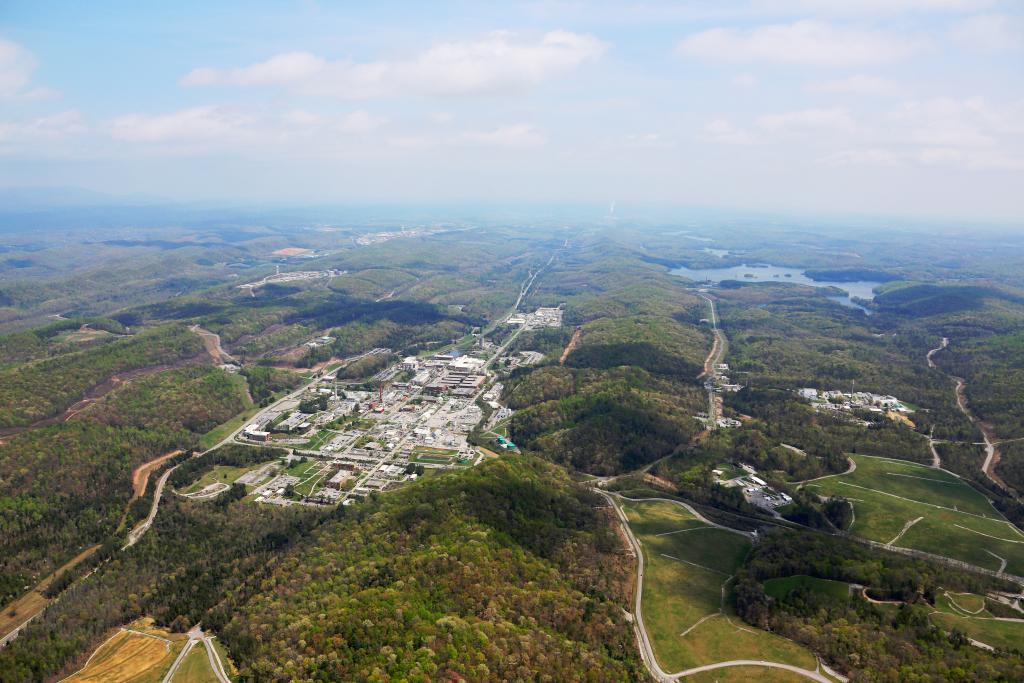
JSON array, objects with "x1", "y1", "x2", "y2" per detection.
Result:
[{"x1": 215, "y1": 457, "x2": 643, "y2": 682}]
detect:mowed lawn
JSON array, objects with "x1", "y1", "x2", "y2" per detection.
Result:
[
  {"x1": 62, "y1": 621, "x2": 186, "y2": 683},
  {"x1": 808, "y1": 455, "x2": 1024, "y2": 575},
  {"x1": 621, "y1": 500, "x2": 817, "y2": 673},
  {"x1": 183, "y1": 461, "x2": 276, "y2": 494},
  {"x1": 171, "y1": 642, "x2": 221, "y2": 683},
  {"x1": 928, "y1": 592, "x2": 1024, "y2": 651},
  {"x1": 685, "y1": 665, "x2": 828, "y2": 683}
]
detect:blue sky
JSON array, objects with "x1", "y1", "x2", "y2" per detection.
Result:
[{"x1": 1, "y1": 1, "x2": 1022, "y2": 221}]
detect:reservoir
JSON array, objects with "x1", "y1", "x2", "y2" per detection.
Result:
[{"x1": 670, "y1": 263, "x2": 881, "y2": 313}]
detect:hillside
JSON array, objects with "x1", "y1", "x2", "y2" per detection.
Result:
[{"x1": 217, "y1": 457, "x2": 644, "y2": 682}]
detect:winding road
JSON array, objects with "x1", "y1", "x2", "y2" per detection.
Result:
[
  {"x1": 926, "y1": 336, "x2": 1011, "y2": 492},
  {"x1": 598, "y1": 491, "x2": 833, "y2": 682},
  {"x1": 670, "y1": 660, "x2": 832, "y2": 682},
  {"x1": 125, "y1": 464, "x2": 178, "y2": 548}
]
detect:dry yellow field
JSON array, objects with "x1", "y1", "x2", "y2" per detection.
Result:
[
  {"x1": 0, "y1": 544, "x2": 100, "y2": 641},
  {"x1": 62, "y1": 622, "x2": 185, "y2": 683}
]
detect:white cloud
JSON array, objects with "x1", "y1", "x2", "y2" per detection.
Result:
[
  {"x1": 951, "y1": 14, "x2": 1024, "y2": 52},
  {"x1": 282, "y1": 108, "x2": 384, "y2": 133},
  {"x1": 181, "y1": 31, "x2": 606, "y2": 99},
  {"x1": 827, "y1": 97, "x2": 1024, "y2": 170},
  {"x1": 822, "y1": 147, "x2": 903, "y2": 167},
  {"x1": 752, "y1": 0, "x2": 993, "y2": 15},
  {"x1": 0, "y1": 39, "x2": 57, "y2": 101},
  {"x1": 677, "y1": 20, "x2": 921, "y2": 66},
  {"x1": 107, "y1": 106, "x2": 251, "y2": 143},
  {"x1": 757, "y1": 107, "x2": 854, "y2": 131},
  {"x1": 182, "y1": 52, "x2": 325, "y2": 87},
  {"x1": 702, "y1": 119, "x2": 755, "y2": 144},
  {"x1": 458, "y1": 124, "x2": 544, "y2": 147},
  {"x1": 731, "y1": 73, "x2": 758, "y2": 87},
  {"x1": 809, "y1": 74, "x2": 901, "y2": 96},
  {"x1": 0, "y1": 110, "x2": 86, "y2": 145},
  {"x1": 335, "y1": 109, "x2": 384, "y2": 134}
]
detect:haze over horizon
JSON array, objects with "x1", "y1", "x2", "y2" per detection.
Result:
[{"x1": 2, "y1": 0, "x2": 1023, "y2": 222}]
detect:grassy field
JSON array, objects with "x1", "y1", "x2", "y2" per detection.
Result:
[
  {"x1": 170, "y1": 642, "x2": 220, "y2": 683},
  {"x1": 62, "y1": 619, "x2": 186, "y2": 683},
  {"x1": 182, "y1": 460, "x2": 277, "y2": 494},
  {"x1": 411, "y1": 447, "x2": 458, "y2": 465},
  {"x1": 928, "y1": 592, "x2": 1024, "y2": 652},
  {"x1": 281, "y1": 458, "x2": 332, "y2": 498},
  {"x1": 715, "y1": 462, "x2": 744, "y2": 481},
  {"x1": 298, "y1": 429, "x2": 334, "y2": 451},
  {"x1": 198, "y1": 404, "x2": 259, "y2": 450},
  {"x1": 621, "y1": 500, "x2": 818, "y2": 673},
  {"x1": 685, "y1": 666, "x2": 823, "y2": 682},
  {"x1": 1, "y1": 544, "x2": 100, "y2": 641},
  {"x1": 807, "y1": 455, "x2": 1024, "y2": 574},
  {"x1": 764, "y1": 575, "x2": 851, "y2": 602}
]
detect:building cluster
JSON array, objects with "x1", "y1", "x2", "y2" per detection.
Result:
[
  {"x1": 400, "y1": 353, "x2": 488, "y2": 398},
  {"x1": 506, "y1": 306, "x2": 564, "y2": 329},
  {"x1": 237, "y1": 351, "x2": 490, "y2": 506},
  {"x1": 715, "y1": 463, "x2": 792, "y2": 511},
  {"x1": 797, "y1": 388, "x2": 911, "y2": 415},
  {"x1": 705, "y1": 362, "x2": 743, "y2": 394},
  {"x1": 354, "y1": 227, "x2": 446, "y2": 246},
  {"x1": 236, "y1": 268, "x2": 345, "y2": 292},
  {"x1": 304, "y1": 335, "x2": 335, "y2": 349}
]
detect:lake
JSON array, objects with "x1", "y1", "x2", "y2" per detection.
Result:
[{"x1": 670, "y1": 263, "x2": 881, "y2": 313}]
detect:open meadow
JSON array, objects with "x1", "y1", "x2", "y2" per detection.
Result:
[
  {"x1": 61, "y1": 620, "x2": 186, "y2": 683},
  {"x1": 807, "y1": 455, "x2": 1024, "y2": 575},
  {"x1": 621, "y1": 500, "x2": 819, "y2": 673},
  {"x1": 927, "y1": 591, "x2": 1024, "y2": 652}
]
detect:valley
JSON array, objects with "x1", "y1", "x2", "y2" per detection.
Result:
[{"x1": 1, "y1": 219, "x2": 1023, "y2": 683}]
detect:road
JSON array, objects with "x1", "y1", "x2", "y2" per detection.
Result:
[
  {"x1": 190, "y1": 325, "x2": 237, "y2": 365},
  {"x1": 697, "y1": 294, "x2": 726, "y2": 427},
  {"x1": 670, "y1": 659, "x2": 832, "y2": 682},
  {"x1": 925, "y1": 336, "x2": 948, "y2": 369},
  {"x1": 698, "y1": 294, "x2": 726, "y2": 379},
  {"x1": 928, "y1": 337, "x2": 1012, "y2": 493},
  {"x1": 598, "y1": 491, "x2": 818, "y2": 683},
  {"x1": 125, "y1": 464, "x2": 178, "y2": 548},
  {"x1": 953, "y1": 377, "x2": 1010, "y2": 492},
  {"x1": 596, "y1": 489, "x2": 674, "y2": 683},
  {"x1": 124, "y1": 355, "x2": 340, "y2": 546},
  {"x1": 161, "y1": 625, "x2": 230, "y2": 683}
]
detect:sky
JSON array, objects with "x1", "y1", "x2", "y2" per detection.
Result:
[{"x1": 1, "y1": 0, "x2": 1023, "y2": 221}]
